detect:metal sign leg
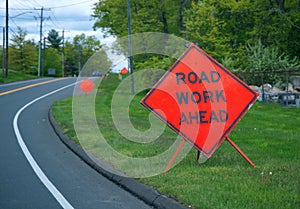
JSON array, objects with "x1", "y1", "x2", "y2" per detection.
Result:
[{"x1": 226, "y1": 137, "x2": 256, "y2": 168}]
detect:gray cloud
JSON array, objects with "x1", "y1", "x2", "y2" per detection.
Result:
[{"x1": 1, "y1": 0, "x2": 99, "y2": 42}]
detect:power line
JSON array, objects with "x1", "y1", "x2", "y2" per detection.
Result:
[
  {"x1": 0, "y1": 0, "x2": 96, "y2": 10},
  {"x1": 50, "y1": 0, "x2": 95, "y2": 9},
  {"x1": 10, "y1": 19, "x2": 20, "y2": 32},
  {"x1": 14, "y1": 0, "x2": 33, "y2": 10},
  {"x1": 8, "y1": 17, "x2": 35, "y2": 20},
  {"x1": 9, "y1": 27, "x2": 17, "y2": 36},
  {"x1": 49, "y1": 9, "x2": 62, "y2": 28},
  {"x1": 0, "y1": 8, "x2": 34, "y2": 10},
  {"x1": 30, "y1": 0, "x2": 42, "y2": 8},
  {"x1": 48, "y1": 17, "x2": 61, "y2": 29}
]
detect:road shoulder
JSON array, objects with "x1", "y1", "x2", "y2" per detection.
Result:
[{"x1": 48, "y1": 108, "x2": 189, "y2": 209}]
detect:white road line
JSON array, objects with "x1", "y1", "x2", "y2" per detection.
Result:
[{"x1": 13, "y1": 81, "x2": 79, "y2": 209}]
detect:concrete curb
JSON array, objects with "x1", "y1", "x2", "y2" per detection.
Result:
[{"x1": 48, "y1": 109, "x2": 189, "y2": 209}]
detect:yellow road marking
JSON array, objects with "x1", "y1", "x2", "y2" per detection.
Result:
[{"x1": 0, "y1": 78, "x2": 67, "y2": 97}]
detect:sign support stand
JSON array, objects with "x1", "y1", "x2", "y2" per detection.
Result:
[
  {"x1": 165, "y1": 135, "x2": 256, "y2": 173},
  {"x1": 196, "y1": 137, "x2": 256, "y2": 168},
  {"x1": 164, "y1": 140, "x2": 186, "y2": 173},
  {"x1": 225, "y1": 137, "x2": 256, "y2": 168},
  {"x1": 196, "y1": 150, "x2": 200, "y2": 161}
]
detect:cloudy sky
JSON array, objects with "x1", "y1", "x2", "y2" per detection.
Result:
[
  {"x1": 1, "y1": 0, "x2": 127, "y2": 72},
  {"x1": 1, "y1": 0, "x2": 105, "y2": 42}
]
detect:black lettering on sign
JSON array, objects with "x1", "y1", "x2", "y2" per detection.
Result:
[
  {"x1": 176, "y1": 72, "x2": 186, "y2": 84},
  {"x1": 219, "y1": 110, "x2": 228, "y2": 122},
  {"x1": 180, "y1": 110, "x2": 228, "y2": 125},
  {"x1": 189, "y1": 111, "x2": 199, "y2": 124},
  {"x1": 175, "y1": 69, "x2": 227, "y2": 126},
  {"x1": 176, "y1": 90, "x2": 226, "y2": 104},
  {"x1": 180, "y1": 112, "x2": 188, "y2": 124},
  {"x1": 191, "y1": 92, "x2": 201, "y2": 104},
  {"x1": 203, "y1": 91, "x2": 213, "y2": 103},
  {"x1": 216, "y1": 90, "x2": 226, "y2": 102},
  {"x1": 176, "y1": 92, "x2": 188, "y2": 105},
  {"x1": 199, "y1": 110, "x2": 208, "y2": 124},
  {"x1": 210, "y1": 71, "x2": 221, "y2": 83},
  {"x1": 176, "y1": 70, "x2": 221, "y2": 84},
  {"x1": 200, "y1": 71, "x2": 210, "y2": 83},
  {"x1": 210, "y1": 110, "x2": 219, "y2": 122},
  {"x1": 188, "y1": 72, "x2": 197, "y2": 84}
]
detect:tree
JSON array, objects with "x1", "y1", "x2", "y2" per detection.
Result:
[
  {"x1": 47, "y1": 29, "x2": 62, "y2": 50},
  {"x1": 247, "y1": 0, "x2": 298, "y2": 55},
  {"x1": 73, "y1": 34, "x2": 101, "y2": 70},
  {"x1": 44, "y1": 47, "x2": 62, "y2": 77},
  {"x1": 92, "y1": 0, "x2": 189, "y2": 36},
  {"x1": 80, "y1": 49, "x2": 112, "y2": 76},
  {"x1": 63, "y1": 34, "x2": 104, "y2": 76},
  {"x1": 64, "y1": 41, "x2": 78, "y2": 76},
  {"x1": 92, "y1": 0, "x2": 300, "y2": 77},
  {"x1": 92, "y1": 0, "x2": 192, "y2": 70},
  {"x1": 185, "y1": 0, "x2": 258, "y2": 61},
  {"x1": 243, "y1": 39, "x2": 300, "y2": 85},
  {"x1": 9, "y1": 27, "x2": 38, "y2": 73},
  {"x1": 184, "y1": 0, "x2": 300, "y2": 70}
]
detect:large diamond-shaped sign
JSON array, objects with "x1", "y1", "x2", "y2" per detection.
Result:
[{"x1": 141, "y1": 44, "x2": 258, "y2": 157}]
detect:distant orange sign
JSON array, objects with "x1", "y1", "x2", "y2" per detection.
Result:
[
  {"x1": 141, "y1": 43, "x2": 258, "y2": 157},
  {"x1": 120, "y1": 67, "x2": 129, "y2": 74},
  {"x1": 79, "y1": 78, "x2": 95, "y2": 94}
]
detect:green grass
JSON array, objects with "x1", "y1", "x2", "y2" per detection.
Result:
[
  {"x1": 0, "y1": 70, "x2": 37, "y2": 84},
  {"x1": 52, "y1": 74, "x2": 300, "y2": 209}
]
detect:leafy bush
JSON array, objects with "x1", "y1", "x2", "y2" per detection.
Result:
[{"x1": 242, "y1": 40, "x2": 300, "y2": 85}]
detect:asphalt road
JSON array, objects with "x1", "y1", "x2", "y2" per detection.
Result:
[{"x1": 0, "y1": 78, "x2": 152, "y2": 209}]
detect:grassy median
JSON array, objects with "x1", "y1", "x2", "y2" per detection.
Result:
[{"x1": 52, "y1": 74, "x2": 300, "y2": 209}]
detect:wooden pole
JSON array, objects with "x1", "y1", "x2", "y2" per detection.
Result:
[{"x1": 5, "y1": 0, "x2": 8, "y2": 78}]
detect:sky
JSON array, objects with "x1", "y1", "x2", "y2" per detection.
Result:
[
  {"x1": 0, "y1": 0, "x2": 127, "y2": 72},
  {"x1": 1, "y1": 0, "x2": 103, "y2": 41}
]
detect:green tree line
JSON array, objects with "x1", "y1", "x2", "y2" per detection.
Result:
[
  {"x1": 1, "y1": 27, "x2": 109, "y2": 77},
  {"x1": 92, "y1": 0, "x2": 300, "y2": 85}
]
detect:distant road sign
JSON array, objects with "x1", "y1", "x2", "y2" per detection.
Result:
[
  {"x1": 79, "y1": 78, "x2": 95, "y2": 94},
  {"x1": 120, "y1": 67, "x2": 129, "y2": 74},
  {"x1": 48, "y1": 68, "x2": 56, "y2": 75},
  {"x1": 141, "y1": 43, "x2": 258, "y2": 157}
]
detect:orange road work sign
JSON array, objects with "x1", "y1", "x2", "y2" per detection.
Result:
[
  {"x1": 120, "y1": 67, "x2": 129, "y2": 74},
  {"x1": 141, "y1": 43, "x2": 258, "y2": 157},
  {"x1": 79, "y1": 78, "x2": 95, "y2": 94}
]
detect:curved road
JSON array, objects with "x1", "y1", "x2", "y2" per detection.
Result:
[{"x1": 0, "y1": 78, "x2": 152, "y2": 209}]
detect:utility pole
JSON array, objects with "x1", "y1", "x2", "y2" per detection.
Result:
[
  {"x1": 5, "y1": 0, "x2": 8, "y2": 78},
  {"x1": 127, "y1": 0, "x2": 135, "y2": 94},
  {"x1": 2, "y1": 27, "x2": 5, "y2": 78},
  {"x1": 37, "y1": 7, "x2": 43, "y2": 77},
  {"x1": 42, "y1": 37, "x2": 46, "y2": 77},
  {"x1": 60, "y1": 29, "x2": 69, "y2": 77},
  {"x1": 35, "y1": 7, "x2": 50, "y2": 77},
  {"x1": 61, "y1": 29, "x2": 65, "y2": 77}
]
